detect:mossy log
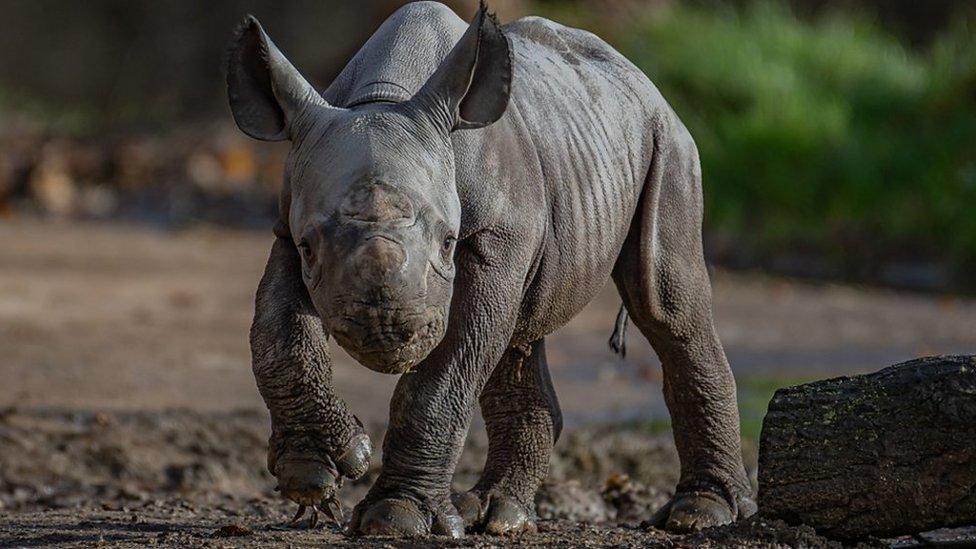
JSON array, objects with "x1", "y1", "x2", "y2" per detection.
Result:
[{"x1": 758, "y1": 355, "x2": 976, "y2": 539}]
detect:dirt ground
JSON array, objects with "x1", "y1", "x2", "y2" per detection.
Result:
[
  {"x1": 1, "y1": 219, "x2": 974, "y2": 547},
  {"x1": 0, "y1": 408, "x2": 841, "y2": 548}
]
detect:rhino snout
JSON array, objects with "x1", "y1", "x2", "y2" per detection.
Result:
[
  {"x1": 328, "y1": 303, "x2": 445, "y2": 375},
  {"x1": 354, "y1": 236, "x2": 407, "y2": 285}
]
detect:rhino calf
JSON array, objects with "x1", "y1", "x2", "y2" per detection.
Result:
[{"x1": 228, "y1": 1, "x2": 755, "y2": 537}]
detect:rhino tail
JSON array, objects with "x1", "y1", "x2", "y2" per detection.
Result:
[{"x1": 608, "y1": 305, "x2": 628, "y2": 359}]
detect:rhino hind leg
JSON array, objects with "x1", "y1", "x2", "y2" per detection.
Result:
[
  {"x1": 610, "y1": 113, "x2": 755, "y2": 533},
  {"x1": 454, "y1": 339, "x2": 560, "y2": 535}
]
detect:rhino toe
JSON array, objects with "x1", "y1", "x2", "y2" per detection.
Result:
[
  {"x1": 355, "y1": 498, "x2": 429, "y2": 537},
  {"x1": 660, "y1": 491, "x2": 734, "y2": 533},
  {"x1": 484, "y1": 496, "x2": 536, "y2": 535},
  {"x1": 276, "y1": 455, "x2": 338, "y2": 506},
  {"x1": 453, "y1": 491, "x2": 536, "y2": 536},
  {"x1": 334, "y1": 432, "x2": 372, "y2": 479}
]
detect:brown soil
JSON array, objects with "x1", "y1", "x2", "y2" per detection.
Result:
[{"x1": 0, "y1": 408, "x2": 852, "y2": 548}]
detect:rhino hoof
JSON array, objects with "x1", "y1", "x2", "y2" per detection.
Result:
[
  {"x1": 352, "y1": 497, "x2": 465, "y2": 538},
  {"x1": 485, "y1": 497, "x2": 536, "y2": 535},
  {"x1": 356, "y1": 499, "x2": 429, "y2": 537},
  {"x1": 431, "y1": 510, "x2": 465, "y2": 538},
  {"x1": 657, "y1": 491, "x2": 734, "y2": 533},
  {"x1": 275, "y1": 456, "x2": 338, "y2": 507},
  {"x1": 452, "y1": 491, "x2": 483, "y2": 526},
  {"x1": 335, "y1": 433, "x2": 372, "y2": 480},
  {"x1": 453, "y1": 491, "x2": 536, "y2": 536}
]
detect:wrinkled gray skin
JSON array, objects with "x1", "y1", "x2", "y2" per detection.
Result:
[{"x1": 229, "y1": 1, "x2": 756, "y2": 538}]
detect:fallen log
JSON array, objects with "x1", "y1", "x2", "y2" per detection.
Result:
[{"x1": 758, "y1": 355, "x2": 976, "y2": 539}]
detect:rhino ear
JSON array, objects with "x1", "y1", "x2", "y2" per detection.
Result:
[
  {"x1": 412, "y1": 1, "x2": 512, "y2": 132},
  {"x1": 227, "y1": 15, "x2": 325, "y2": 141}
]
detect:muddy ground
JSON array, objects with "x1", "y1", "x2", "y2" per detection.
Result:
[
  {"x1": 0, "y1": 408, "x2": 833, "y2": 548},
  {"x1": 1, "y1": 220, "x2": 974, "y2": 547}
]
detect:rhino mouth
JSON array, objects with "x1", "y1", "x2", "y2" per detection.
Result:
[{"x1": 329, "y1": 303, "x2": 446, "y2": 374}]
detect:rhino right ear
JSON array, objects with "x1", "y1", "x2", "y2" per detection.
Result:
[
  {"x1": 226, "y1": 15, "x2": 326, "y2": 141},
  {"x1": 409, "y1": 1, "x2": 511, "y2": 132}
]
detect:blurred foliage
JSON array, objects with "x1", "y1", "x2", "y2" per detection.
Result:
[
  {"x1": 735, "y1": 375, "x2": 817, "y2": 440},
  {"x1": 538, "y1": 2, "x2": 976, "y2": 288},
  {"x1": 3, "y1": 1, "x2": 975, "y2": 289},
  {"x1": 616, "y1": 375, "x2": 817, "y2": 440}
]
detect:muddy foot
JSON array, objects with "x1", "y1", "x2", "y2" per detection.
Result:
[
  {"x1": 647, "y1": 488, "x2": 756, "y2": 533},
  {"x1": 272, "y1": 430, "x2": 371, "y2": 523},
  {"x1": 454, "y1": 491, "x2": 537, "y2": 536},
  {"x1": 350, "y1": 496, "x2": 464, "y2": 538}
]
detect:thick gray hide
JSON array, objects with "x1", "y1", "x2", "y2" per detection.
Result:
[{"x1": 231, "y1": 1, "x2": 754, "y2": 538}]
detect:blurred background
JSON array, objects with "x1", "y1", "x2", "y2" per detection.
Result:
[
  {"x1": 3, "y1": 0, "x2": 975, "y2": 289},
  {"x1": 0, "y1": 0, "x2": 974, "y2": 531}
]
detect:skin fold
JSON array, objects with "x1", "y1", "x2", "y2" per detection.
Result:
[{"x1": 228, "y1": 0, "x2": 756, "y2": 538}]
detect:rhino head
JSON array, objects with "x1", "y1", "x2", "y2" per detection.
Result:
[{"x1": 227, "y1": 6, "x2": 511, "y2": 374}]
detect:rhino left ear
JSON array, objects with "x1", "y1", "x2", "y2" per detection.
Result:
[
  {"x1": 227, "y1": 15, "x2": 328, "y2": 141},
  {"x1": 412, "y1": 1, "x2": 512, "y2": 132}
]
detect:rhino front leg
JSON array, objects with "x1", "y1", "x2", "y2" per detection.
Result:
[
  {"x1": 349, "y1": 233, "x2": 528, "y2": 538},
  {"x1": 251, "y1": 237, "x2": 372, "y2": 520},
  {"x1": 454, "y1": 338, "x2": 560, "y2": 535}
]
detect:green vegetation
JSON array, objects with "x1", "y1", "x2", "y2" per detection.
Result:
[
  {"x1": 735, "y1": 375, "x2": 818, "y2": 440},
  {"x1": 537, "y1": 2, "x2": 976, "y2": 287},
  {"x1": 0, "y1": 88, "x2": 106, "y2": 137},
  {"x1": 616, "y1": 375, "x2": 815, "y2": 440}
]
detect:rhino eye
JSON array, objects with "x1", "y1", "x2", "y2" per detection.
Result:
[
  {"x1": 297, "y1": 241, "x2": 314, "y2": 265},
  {"x1": 442, "y1": 236, "x2": 456, "y2": 254}
]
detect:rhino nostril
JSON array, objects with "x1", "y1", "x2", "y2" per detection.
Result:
[{"x1": 357, "y1": 236, "x2": 406, "y2": 280}]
